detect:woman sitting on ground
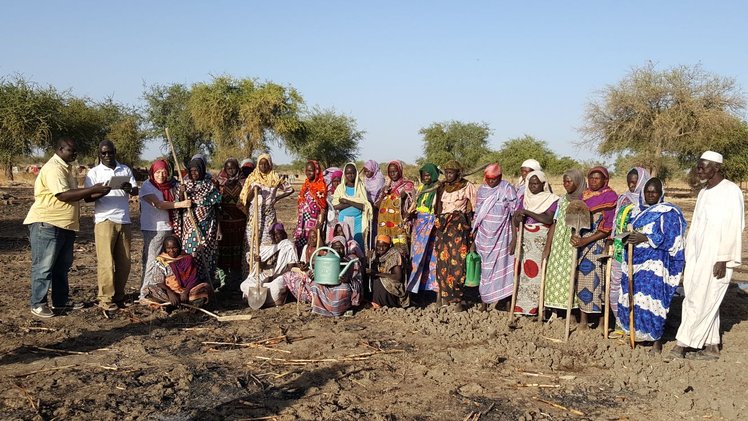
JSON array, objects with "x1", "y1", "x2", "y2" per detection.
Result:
[
  {"x1": 370, "y1": 235, "x2": 409, "y2": 309},
  {"x1": 284, "y1": 236, "x2": 362, "y2": 316},
  {"x1": 240, "y1": 223, "x2": 298, "y2": 307},
  {"x1": 143, "y1": 235, "x2": 212, "y2": 309}
]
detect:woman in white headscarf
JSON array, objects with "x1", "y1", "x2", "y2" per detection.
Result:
[
  {"x1": 512, "y1": 170, "x2": 559, "y2": 315},
  {"x1": 515, "y1": 159, "x2": 542, "y2": 198}
]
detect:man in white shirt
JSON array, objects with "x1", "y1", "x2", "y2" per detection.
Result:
[
  {"x1": 84, "y1": 140, "x2": 138, "y2": 315},
  {"x1": 667, "y1": 151, "x2": 745, "y2": 361}
]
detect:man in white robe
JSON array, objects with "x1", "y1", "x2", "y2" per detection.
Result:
[
  {"x1": 667, "y1": 151, "x2": 744, "y2": 361},
  {"x1": 241, "y1": 223, "x2": 298, "y2": 307}
]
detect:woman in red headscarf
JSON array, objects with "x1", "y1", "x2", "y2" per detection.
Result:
[
  {"x1": 294, "y1": 160, "x2": 327, "y2": 252},
  {"x1": 138, "y1": 159, "x2": 191, "y2": 302},
  {"x1": 374, "y1": 160, "x2": 415, "y2": 249}
]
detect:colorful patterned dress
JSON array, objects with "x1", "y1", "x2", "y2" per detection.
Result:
[
  {"x1": 543, "y1": 197, "x2": 579, "y2": 310},
  {"x1": 435, "y1": 181, "x2": 477, "y2": 303},
  {"x1": 619, "y1": 199, "x2": 686, "y2": 341},
  {"x1": 515, "y1": 200, "x2": 558, "y2": 315},
  {"x1": 179, "y1": 178, "x2": 222, "y2": 282}
]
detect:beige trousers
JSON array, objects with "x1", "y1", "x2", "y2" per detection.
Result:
[{"x1": 95, "y1": 220, "x2": 131, "y2": 306}]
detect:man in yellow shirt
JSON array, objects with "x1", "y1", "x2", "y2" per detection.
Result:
[{"x1": 24, "y1": 137, "x2": 111, "y2": 318}]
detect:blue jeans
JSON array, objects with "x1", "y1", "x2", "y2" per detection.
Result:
[{"x1": 29, "y1": 222, "x2": 76, "y2": 307}]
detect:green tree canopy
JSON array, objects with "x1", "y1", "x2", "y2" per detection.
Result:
[
  {"x1": 144, "y1": 83, "x2": 212, "y2": 167},
  {"x1": 287, "y1": 108, "x2": 363, "y2": 168},
  {"x1": 419, "y1": 121, "x2": 491, "y2": 167},
  {"x1": 581, "y1": 63, "x2": 746, "y2": 176},
  {"x1": 188, "y1": 76, "x2": 304, "y2": 160},
  {"x1": 489, "y1": 135, "x2": 579, "y2": 176},
  {"x1": 0, "y1": 76, "x2": 62, "y2": 179}
]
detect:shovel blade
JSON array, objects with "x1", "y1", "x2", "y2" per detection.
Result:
[{"x1": 247, "y1": 287, "x2": 268, "y2": 310}]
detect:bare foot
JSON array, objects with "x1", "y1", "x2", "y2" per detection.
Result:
[
  {"x1": 480, "y1": 303, "x2": 488, "y2": 312},
  {"x1": 578, "y1": 312, "x2": 589, "y2": 330}
]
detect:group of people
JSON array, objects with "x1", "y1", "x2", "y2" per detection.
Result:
[{"x1": 26, "y1": 136, "x2": 744, "y2": 360}]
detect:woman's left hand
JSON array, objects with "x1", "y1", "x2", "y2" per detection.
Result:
[
  {"x1": 626, "y1": 231, "x2": 648, "y2": 245},
  {"x1": 570, "y1": 235, "x2": 586, "y2": 248}
]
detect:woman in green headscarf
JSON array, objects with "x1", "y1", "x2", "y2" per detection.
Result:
[{"x1": 406, "y1": 163, "x2": 441, "y2": 294}]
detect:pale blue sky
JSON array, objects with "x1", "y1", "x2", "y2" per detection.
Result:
[{"x1": 2, "y1": 0, "x2": 746, "y2": 164}]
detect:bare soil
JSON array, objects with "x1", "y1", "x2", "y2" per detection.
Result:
[{"x1": 0, "y1": 182, "x2": 747, "y2": 420}]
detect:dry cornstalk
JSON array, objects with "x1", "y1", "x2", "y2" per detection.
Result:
[
  {"x1": 532, "y1": 396, "x2": 585, "y2": 416},
  {"x1": 14, "y1": 384, "x2": 39, "y2": 412},
  {"x1": 24, "y1": 327, "x2": 56, "y2": 332},
  {"x1": 254, "y1": 349, "x2": 404, "y2": 365},
  {"x1": 13, "y1": 364, "x2": 77, "y2": 378},
  {"x1": 202, "y1": 341, "x2": 291, "y2": 354},
  {"x1": 519, "y1": 371, "x2": 576, "y2": 381},
  {"x1": 514, "y1": 383, "x2": 561, "y2": 388},
  {"x1": 32, "y1": 346, "x2": 88, "y2": 355}
]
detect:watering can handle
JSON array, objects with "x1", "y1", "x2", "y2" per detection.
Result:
[{"x1": 309, "y1": 246, "x2": 339, "y2": 271}]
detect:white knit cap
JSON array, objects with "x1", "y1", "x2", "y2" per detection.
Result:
[
  {"x1": 521, "y1": 159, "x2": 542, "y2": 171},
  {"x1": 700, "y1": 151, "x2": 723, "y2": 164}
]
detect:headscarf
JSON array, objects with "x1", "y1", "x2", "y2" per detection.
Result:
[
  {"x1": 240, "y1": 153, "x2": 283, "y2": 205},
  {"x1": 298, "y1": 160, "x2": 327, "y2": 210},
  {"x1": 522, "y1": 170, "x2": 559, "y2": 214},
  {"x1": 323, "y1": 167, "x2": 343, "y2": 195},
  {"x1": 517, "y1": 159, "x2": 543, "y2": 187},
  {"x1": 330, "y1": 235, "x2": 349, "y2": 255},
  {"x1": 415, "y1": 163, "x2": 440, "y2": 212},
  {"x1": 188, "y1": 157, "x2": 207, "y2": 181},
  {"x1": 386, "y1": 160, "x2": 415, "y2": 196},
  {"x1": 333, "y1": 222, "x2": 366, "y2": 259},
  {"x1": 148, "y1": 159, "x2": 176, "y2": 203},
  {"x1": 217, "y1": 158, "x2": 242, "y2": 188},
  {"x1": 442, "y1": 160, "x2": 467, "y2": 193},
  {"x1": 484, "y1": 163, "x2": 502, "y2": 182},
  {"x1": 240, "y1": 158, "x2": 255, "y2": 178},
  {"x1": 638, "y1": 177, "x2": 664, "y2": 211},
  {"x1": 271, "y1": 222, "x2": 285, "y2": 233},
  {"x1": 615, "y1": 167, "x2": 651, "y2": 215},
  {"x1": 332, "y1": 162, "x2": 373, "y2": 239},
  {"x1": 582, "y1": 166, "x2": 618, "y2": 232},
  {"x1": 563, "y1": 168, "x2": 586, "y2": 200},
  {"x1": 190, "y1": 154, "x2": 211, "y2": 180},
  {"x1": 376, "y1": 234, "x2": 392, "y2": 244},
  {"x1": 156, "y1": 235, "x2": 200, "y2": 291},
  {"x1": 246, "y1": 153, "x2": 282, "y2": 188},
  {"x1": 363, "y1": 160, "x2": 385, "y2": 203}
]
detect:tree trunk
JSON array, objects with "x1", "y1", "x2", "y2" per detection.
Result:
[
  {"x1": 2, "y1": 155, "x2": 14, "y2": 181},
  {"x1": 651, "y1": 138, "x2": 662, "y2": 178}
]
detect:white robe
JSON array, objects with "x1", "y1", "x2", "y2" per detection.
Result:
[
  {"x1": 676, "y1": 179, "x2": 744, "y2": 348},
  {"x1": 241, "y1": 238, "x2": 299, "y2": 306}
]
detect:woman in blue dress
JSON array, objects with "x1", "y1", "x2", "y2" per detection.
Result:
[
  {"x1": 619, "y1": 177, "x2": 687, "y2": 353},
  {"x1": 332, "y1": 162, "x2": 372, "y2": 253}
]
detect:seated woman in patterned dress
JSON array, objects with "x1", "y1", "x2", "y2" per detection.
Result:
[
  {"x1": 283, "y1": 236, "x2": 363, "y2": 316},
  {"x1": 143, "y1": 235, "x2": 212, "y2": 309}
]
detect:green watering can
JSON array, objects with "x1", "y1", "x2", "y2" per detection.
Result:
[
  {"x1": 310, "y1": 246, "x2": 359, "y2": 286},
  {"x1": 465, "y1": 251, "x2": 481, "y2": 287}
]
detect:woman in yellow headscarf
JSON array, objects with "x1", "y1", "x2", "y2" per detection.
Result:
[
  {"x1": 332, "y1": 162, "x2": 372, "y2": 252},
  {"x1": 239, "y1": 153, "x2": 294, "y2": 275}
]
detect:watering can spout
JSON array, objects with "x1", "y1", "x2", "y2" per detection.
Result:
[{"x1": 338, "y1": 258, "x2": 359, "y2": 279}]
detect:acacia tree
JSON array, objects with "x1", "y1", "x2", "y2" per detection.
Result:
[
  {"x1": 0, "y1": 76, "x2": 61, "y2": 180},
  {"x1": 419, "y1": 121, "x2": 491, "y2": 167},
  {"x1": 581, "y1": 63, "x2": 746, "y2": 176},
  {"x1": 144, "y1": 83, "x2": 211, "y2": 165},
  {"x1": 287, "y1": 108, "x2": 363, "y2": 168},
  {"x1": 188, "y1": 76, "x2": 304, "y2": 162}
]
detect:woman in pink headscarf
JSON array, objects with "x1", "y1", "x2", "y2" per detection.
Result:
[
  {"x1": 472, "y1": 163, "x2": 518, "y2": 310},
  {"x1": 362, "y1": 160, "x2": 385, "y2": 203},
  {"x1": 324, "y1": 167, "x2": 343, "y2": 242}
]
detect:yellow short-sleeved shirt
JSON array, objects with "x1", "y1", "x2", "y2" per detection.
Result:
[{"x1": 23, "y1": 154, "x2": 80, "y2": 231}]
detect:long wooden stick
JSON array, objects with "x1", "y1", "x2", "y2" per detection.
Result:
[
  {"x1": 603, "y1": 245, "x2": 613, "y2": 338},
  {"x1": 564, "y1": 228, "x2": 577, "y2": 342},
  {"x1": 508, "y1": 221, "x2": 524, "y2": 324},
  {"x1": 164, "y1": 127, "x2": 203, "y2": 243},
  {"x1": 627, "y1": 239, "x2": 636, "y2": 349},
  {"x1": 537, "y1": 258, "x2": 547, "y2": 322}
]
